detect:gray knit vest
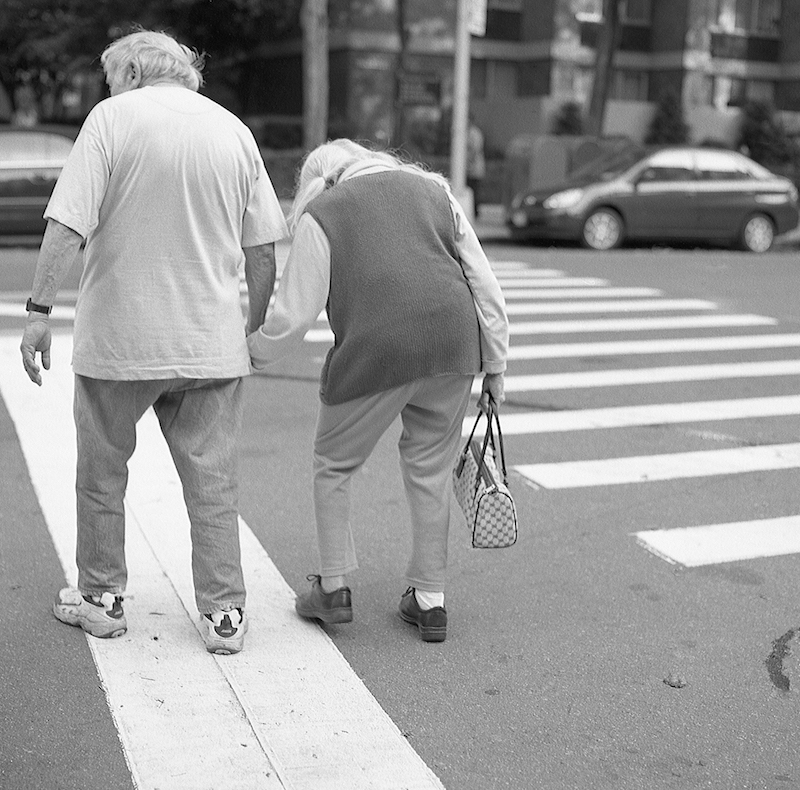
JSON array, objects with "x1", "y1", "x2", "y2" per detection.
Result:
[{"x1": 306, "y1": 170, "x2": 481, "y2": 405}]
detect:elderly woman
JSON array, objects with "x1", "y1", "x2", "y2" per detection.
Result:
[{"x1": 248, "y1": 140, "x2": 508, "y2": 642}]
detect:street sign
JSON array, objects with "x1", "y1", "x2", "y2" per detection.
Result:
[{"x1": 469, "y1": 0, "x2": 487, "y2": 36}]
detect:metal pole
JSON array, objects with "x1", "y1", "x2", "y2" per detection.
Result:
[{"x1": 450, "y1": 0, "x2": 473, "y2": 219}]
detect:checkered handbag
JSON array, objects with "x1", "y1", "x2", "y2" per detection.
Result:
[{"x1": 453, "y1": 400, "x2": 518, "y2": 549}]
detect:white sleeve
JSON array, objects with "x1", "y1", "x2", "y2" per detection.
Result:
[
  {"x1": 449, "y1": 194, "x2": 509, "y2": 373},
  {"x1": 44, "y1": 107, "x2": 110, "y2": 238},
  {"x1": 241, "y1": 159, "x2": 289, "y2": 246},
  {"x1": 247, "y1": 213, "x2": 331, "y2": 370}
]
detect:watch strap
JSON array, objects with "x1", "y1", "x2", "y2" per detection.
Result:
[{"x1": 26, "y1": 298, "x2": 52, "y2": 315}]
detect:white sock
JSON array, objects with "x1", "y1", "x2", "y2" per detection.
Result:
[
  {"x1": 321, "y1": 575, "x2": 346, "y2": 593},
  {"x1": 414, "y1": 590, "x2": 444, "y2": 610}
]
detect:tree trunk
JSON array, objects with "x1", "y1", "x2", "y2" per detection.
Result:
[
  {"x1": 302, "y1": 0, "x2": 328, "y2": 151},
  {"x1": 586, "y1": 0, "x2": 623, "y2": 138}
]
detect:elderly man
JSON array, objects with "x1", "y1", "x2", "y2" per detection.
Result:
[{"x1": 20, "y1": 29, "x2": 288, "y2": 654}]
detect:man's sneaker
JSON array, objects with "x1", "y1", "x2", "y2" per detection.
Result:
[
  {"x1": 200, "y1": 608, "x2": 247, "y2": 655},
  {"x1": 295, "y1": 574, "x2": 353, "y2": 624},
  {"x1": 398, "y1": 587, "x2": 447, "y2": 642},
  {"x1": 53, "y1": 588, "x2": 127, "y2": 639}
]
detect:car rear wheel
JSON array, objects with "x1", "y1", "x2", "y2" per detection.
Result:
[
  {"x1": 582, "y1": 208, "x2": 624, "y2": 250},
  {"x1": 740, "y1": 213, "x2": 775, "y2": 253}
]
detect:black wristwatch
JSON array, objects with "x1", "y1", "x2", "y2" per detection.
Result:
[{"x1": 26, "y1": 298, "x2": 52, "y2": 315}]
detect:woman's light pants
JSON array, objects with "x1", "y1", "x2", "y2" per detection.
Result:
[{"x1": 313, "y1": 375, "x2": 474, "y2": 593}]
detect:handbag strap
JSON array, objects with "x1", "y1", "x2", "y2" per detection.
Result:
[
  {"x1": 462, "y1": 397, "x2": 509, "y2": 486},
  {"x1": 488, "y1": 399, "x2": 509, "y2": 484}
]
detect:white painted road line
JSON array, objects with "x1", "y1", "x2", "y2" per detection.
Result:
[
  {"x1": 470, "y1": 359, "x2": 800, "y2": 394},
  {"x1": 305, "y1": 327, "x2": 335, "y2": 343},
  {"x1": 508, "y1": 313, "x2": 775, "y2": 335},
  {"x1": 503, "y1": 286, "x2": 662, "y2": 300},
  {"x1": 492, "y1": 277, "x2": 609, "y2": 288},
  {"x1": 504, "y1": 299, "x2": 717, "y2": 315},
  {"x1": 0, "y1": 302, "x2": 76, "y2": 320},
  {"x1": 634, "y1": 516, "x2": 800, "y2": 567},
  {"x1": 467, "y1": 395, "x2": 800, "y2": 435},
  {"x1": 515, "y1": 442, "x2": 800, "y2": 489},
  {"x1": 0, "y1": 334, "x2": 445, "y2": 790},
  {"x1": 305, "y1": 312, "x2": 768, "y2": 346},
  {"x1": 491, "y1": 262, "x2": 558, "y2": 273},
  {"x1": 508, "y1": 333, "x2": 800, "y2": 360}
]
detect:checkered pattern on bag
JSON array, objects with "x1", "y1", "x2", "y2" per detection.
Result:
[
  {"x1": 453, "y1": 440, "x2": 518, "y2": 549},
  {"x1": 472, "y1": 487, "x2": 517, "y2": 548}
]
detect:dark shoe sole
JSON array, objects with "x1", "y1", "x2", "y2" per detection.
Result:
[
  {"x1": 296, "y1": 602, "x2": 353, "y2": 624},
  {"x1": 399, "y1": 610, "x2": 447, "y2": 642}
]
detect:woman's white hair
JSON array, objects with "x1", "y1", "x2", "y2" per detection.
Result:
[
  {"x1": 101, "y1": 29, "x2": 205, "y2": 92},
  {"x1": 287, "y1": 139, "x2": 452, "y2": 233}
]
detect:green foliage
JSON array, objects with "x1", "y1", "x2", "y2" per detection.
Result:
[
  {"x1": 551, "y1": 102, "x2": 584, "y2": 136},
  {"x1": 0, "y1": 0, "x2": 300, "y2": 120},
  {"x1": 645, "y1": 91, "x2": 689, "y2": 145},
  {"x1": 737, "y1": 100, "x2": 797, "y2": 170}
]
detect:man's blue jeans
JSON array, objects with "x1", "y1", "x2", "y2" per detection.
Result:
[{"x1": 73, "y1": 375, "x2": 245, "y2": 614}]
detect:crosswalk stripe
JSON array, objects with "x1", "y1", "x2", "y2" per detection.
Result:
[
  {"x1": 508, "y1": 314, "x2": 774, "y2": 335},
  {"x1": 0, "y1": 303, "x2": 76, "y2": 320},
  {"x1": 471, "y1": 359, "x2": 800, "y2": 393},
  {"x1": 0, "y1": 334, "x2": 444, "y2": 790},
  {"x1": 491, "y1": 262, "x2": 554, "y2": 272},
  {"x1": 469, "y1": 395, "x2": 800, "y2": 435},
  {"x1": 492, "y1": 277, "x2": 608, "y2": 288},
  {"x1": 503, "y1": 286, "x2": 661, "y2": 299},
  {"x1": 504, "y1": 299, "x2": 717, "y2": 315},
  {"x1": 492, "y1": 268, "x2": 562, "y2": 277},
  {"x1": 515, "y1": 442, "x2": 800, "y2": 488},
  {"x1": 305, "y1": 327, "x2": 334, "y2": 343},
  {"x1": 508, "y1": 333, "x2": 800, "y2": 360},
  {"x1": 633, "y1": 516, "x2": 800, "y2": 567}
]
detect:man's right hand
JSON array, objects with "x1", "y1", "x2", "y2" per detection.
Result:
[{"x1": 21, "y1": 318, "x2": 52, "y2": 386}]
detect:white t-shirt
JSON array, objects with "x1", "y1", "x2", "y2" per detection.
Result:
[{"x1": 46, "y1": 85, "x2": 288, "y2": 379}]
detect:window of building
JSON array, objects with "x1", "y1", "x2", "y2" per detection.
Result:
[
  {"x1": 471, "y1": 60, "x2": 487, "y2": 100},
  {"x1": 715, "y1": 0, "x2": 781, "y2": 36},
  {"x1": 575, "y1": 0, "x2": 651, "y2": 23},
  {"x1": 711, "y1": 75, "x2": 775, "y2": 108},
  {"x1": 611, "y1": 69, "x2": 649, "y2": 101},
  {"x1": 746, "y1": 79, "x2": 776, "y2": 104},
  {"x1": 624, "y1": 0, "x2": 652, "y2": 24},
  {"x1": 490, "y1": 61, "x2": 518, "y2": 98},
  {"x1": 712, "y1": 75, "x2": 747, "y2": 108},
  {"x1": 485, "y1": 0, "x2": 523, "y2": 41}
]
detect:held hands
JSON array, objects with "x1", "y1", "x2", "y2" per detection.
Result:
[
  {"x1": 20, "y1": 317, "x2": 52, "y2": 386},
  {"x1": 478, "y1": 372, "x2": 505, "y2": 415}
]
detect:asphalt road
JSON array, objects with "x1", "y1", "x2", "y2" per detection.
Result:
[{"x1": 2, "y1": 235, "x2": 800, "y2": 789}]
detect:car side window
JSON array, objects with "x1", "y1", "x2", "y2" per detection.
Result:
[
  {"x1": 637, "y1": 150, "x2": 696, "y2": 184},
  {"x1": 639, "y1": 166, "x2": 695, "y2": 183}
]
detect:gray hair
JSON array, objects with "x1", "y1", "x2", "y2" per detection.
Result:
[
  {"x1": 287, "y1": 139, "x2": 451, "y2": 233},
  {"x1": 101, "y1": 30, "x2": 205, "y2": 92}
]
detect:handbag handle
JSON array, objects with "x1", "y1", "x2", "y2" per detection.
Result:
[{"x1": 461, "y1": 397, "x2": 509, "y2": 485}]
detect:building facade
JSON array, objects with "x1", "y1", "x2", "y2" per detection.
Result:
[{"x1": 231, "y1": 0, "x2": 800, "y2": 156}]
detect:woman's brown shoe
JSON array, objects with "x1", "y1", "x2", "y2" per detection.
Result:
[{"x1": 398, "y1": 587, "x2": 447, "y2": 642}]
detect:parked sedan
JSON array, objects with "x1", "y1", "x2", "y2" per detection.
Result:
[
  {"x1": 0, "y1": 126, "x2": 76, "y2": 235},
  {"x1": 507, "y1": 145, "x2": 800, "y2": 252}
]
